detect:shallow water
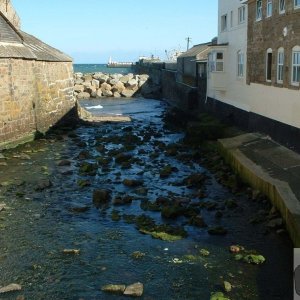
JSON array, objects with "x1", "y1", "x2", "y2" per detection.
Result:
[{"x1": 0, "y1": 98, "x2": 293, "y2": 299}]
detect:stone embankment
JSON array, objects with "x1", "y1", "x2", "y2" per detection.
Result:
[{"x1": 74, "y1": 72, "x2": 161, "y2": 100}]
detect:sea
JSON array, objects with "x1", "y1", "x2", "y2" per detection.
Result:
[{"x1": 73, "y1": 63, "x2": 133, "y2": 74}]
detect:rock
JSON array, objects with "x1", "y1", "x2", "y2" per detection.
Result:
[
  {"x1": 77, "y1": 179, "x2": 91, "y2": 187},
  {"x1": 243, "y1": 254, "x2": 266, "y2": 265},
  {"x1": 63, "y1": 249, "x2": 80, "y2": 255},
  {"x1": 108, "y1": 78, "x2": 120, "y2": 86},
  {"x1": 35, "y1": 179, "x2": 52, "y2": 191},
  {"x1": 96, "y1": 89, "x2": 103, "y2": 98},
  {"x1": 94, "y1": 73, "x2": 109, "y2": 83},
  {"x1": 111, "y1": 81, "x2": 125, "y2": 93},
  {"x1": 0, "y1": 283, "x2": 22, "y2": 294},
  {"x1": 126, "y1": 79, "x2": 138, "y2": 89},
  {"x1": 77, "y1": 92, "x2": 91, "y2": 99},
  {"x1": 91, "y1": 79, "x2": 100, "y2": 88},
  {"x1": 210, "y1": 292, "x2": 230, "y2": 300},
  {"x1": 123, "y1": 282, "x2": 144, "y2": 297},
  {"x1": 101, "y1": 284, "x2": 126, "y2": 294},
  {"x1": 74, "y1": 78, "x2": 84, "y2": 85},
  {"x1": 224, "y1": 281, "x2": 232, "y2": 292},
  {"x1": 120, "y1": 74, "x2": 132, "y2": 84},
  {"x1": 0, "y1": 203, "x2": 6, "y2": 212},
  {"x1": 159, "y1": 165, "x2": 173, "y2": 178},
  {"x1": 102, "y1": 90, "x2": 113, "y2": 97},
  {"x1": 83, "y1": 74, "x2": 93, "y2": 82},
  {"x1": 93, "y1": 189, "x2": 111, "y2": 206},
  {"x1": 199, "y1": 249, "x2": 210, "y2": 256},
  {"x1": 123, "y1": 179, "x2": 143, "y2": 187},
  {"x1": 121, "y1": 89, "x2": 136, "y2": 98},
  {"x1": 139, "y1": 74, "x2": 149, "y2": 81},
  {"x1": 189, "y1": 215, "x2": 207, "y2": 228},
  {"x1": 113, "y1": 92, "x2": 121, "y2": 98},
  {"x1": 267, "y1": 218, "x2": 283, "y2": 229},
  {"x1": 131, "y1": 251, "x2": 146, "y2": 259},
  {"x1": 101, "y1": 82, "x2": 112, "y2": 91},
  {"x1": 113, "y1": 195, "x2": 133, "y2": 206},
  {"x1": 74, "y1": 85, "x2": 84, "y2": 92},
  {"x1": 57, "y1": 160, "x2": 72, "y2": 166},
  {"x1": 70, "y1": 206, "x2": 89, "y2": 213},
  {"x1": 208, "y1": 226, "x2": 227, "y2": 235},
  {"x1": 115, "y1": 153, "x2": 132, "y2": 164},
  {"x1": 229, "y1": 245, "x2": 244, "y2": 253}
]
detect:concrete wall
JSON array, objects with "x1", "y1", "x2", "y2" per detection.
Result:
[
  {"x1": 0, "y1": 0, "x2": 20, "y2": 29},
  {"x1": 0, "y1": 59, "x2": 75, "y2": 149}
]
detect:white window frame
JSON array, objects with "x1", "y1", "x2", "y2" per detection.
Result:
[
  {"x1": 221, "y1": 14, "x2": 227, "y2": 32},
  {"x1": 237, "y1": 51, "x2": 244, "y2": 78},
  {"x1": 266, "y1": 48, "x2": 273, "y2": 82},
  {"x1": 256, "y1": 0, "x2": 262, "y2": 20},
  {"x1": 292, "y1": 46, "x2": 300, "y2": 86},
  {"x1": 277, "y1": 48, "x2": 284, "y2": 84},
  {"x1": 238, "y1": 6, "x2": 246, "y2": 24},
  {"x1": 208, "y1": 51, "x2": 224, "y2": 73},
  {"x1": 279, "y1": 0, "x2": 285, "y2": 14},
  {"x1": 295, "y1": 0, "x2": 300, "y2": 9},
  {"x1": 267, "y1": 0, "x2": 273, "y2": 17}
]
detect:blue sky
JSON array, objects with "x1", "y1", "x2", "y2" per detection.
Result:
[{"x1": 13, "y1": 0, "x2": 218, "y2": 63}]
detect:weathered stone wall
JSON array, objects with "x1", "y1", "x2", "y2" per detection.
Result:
[
  {"x1": 247, "y1": 0, "x2": 300, "y2": 89},
  {"x1": 0, "y1": 59, "x2": 75, "y2": 148},
  {"x1": 0, "y1": 0, "x2": 21, "y2": 29}
]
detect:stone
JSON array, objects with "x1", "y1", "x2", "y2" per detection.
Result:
[
  {"x1": 74, "y1": 78, "x2": 84, "y2": 85},
  {"x1": 35, "y1": 179, "x2": 52, "y2": 191},
  {"x1": 77, "y1": 92, "x2": 91, "y2": 99},
  {"x1": 123, "y1": 179, "x2": 143, "y2": 187},
  {"x1": 74, "y1": 85, "x2": 84, "y2": 92},
  {"x1": 83, "y1": 74, "x2": 93, "y2": 82},
  {"x1": 101, "y1": 284, "x2": 126, "y2": 294},
  {"x1": 139, "y1": 74, "x2": 149, "y2": 81},
  {"x1": 108, "y1": 78, "x2": 120, "y2": 85},
  {"x1": 63, "y1": 249, "x2": 80, "y2": 255},
  {"x1": 113, "y1": 92, "x2": 121, "y2": 98},
  {"x1": 210, "y1": 292, "x2": 230, "y2": 300},
  {"x1": 131, "y1": 251, "x2": 146, "y2": 259},
  {"x1": 91, "y1": 79, "x2": 100, "y2": 88},
  {"x1": 96, "y1": 89, "x2": 103, "y2": 98},
  {"x1": 102, "y1": 90, "x2": 113, "y2": 97},
  {"x1": 121, "y1": 89, "x2": 136, "y2": 98},
  {"x1": 267, "y1": 218, "x2": 283, "y2": 229},
  {"x1": 123, "y1": 282, "x2": 144, "y2": 297},
  {"x1": 208, "y1": 226, "x2": 227, "y2": 235},
  {"x1": 126, "y1": 79, "x2": 138, "y2": 89},
  {"x1": 189, "y1": 215, "x2": 207, "y2": 228},
  {"x1": 0, "y1": 284, "x2": 22, "y2": 294},
  {"x1": 101, "y1": 82, "x2": 112, "y2": 91},
  {"x1": 111, "y1": 81, "x2": 125, "y2": 93},
  {"x1": 243, "y1": 254, "x2": 266, "y2": 265},
  {"x1": 93, "y1": 189, "x2": 111, "y2": 206},
  {"x1": 57, "y1": 160, "x2": 72, "y2": 166},
  {"x1": 224, "y1": 281, "x2": 232, "y2": 292},
  {"x1": 199, "y1": 249, "x2": 210, "y2": 256}
]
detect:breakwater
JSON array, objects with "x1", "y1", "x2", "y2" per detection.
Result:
[{"x1": 74, "y1": 72, "x2": 161, "y2": 100}]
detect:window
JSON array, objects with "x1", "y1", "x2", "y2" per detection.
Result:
[
  {"x1": 279, "y1": 0, "x2": 285, "y2": 13},
  {"x1": 256, "y1": 0, "x2": 262, "y2": 20},
  {"x1": 267, "y1": 0, "x2": 273, "y2": 17},
  {"x1": 221, "y1": 14, "x2": 227, "y2": 31},
  {"x1": 230, "y1": 11, "x2": 233, "y2": 27},
  {"x1": 238, "y1": 6, "x2": 246, "y2": 24},
  {"x1": 277, "y1": 48, "x2": 284, "y2": 83},
  {"x1": 266, "y1": 48, "x2": 273, "y2": 82},
  {"x1": 295, "y1": 0, "x2": 300, "y2": 9},
  {"x1": 292, "y1": 46, "x2": 300, "y2": 85},
  {"x1": 237, "y1": 51, "x2": 244, "y2": 77},
  {"x1": 208, "y1": 51, "x2": 224, "y2": 72}
]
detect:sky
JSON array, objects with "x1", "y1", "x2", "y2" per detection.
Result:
[{"x1": 13, "y1": 0, "x2": 218, "y2": 64}]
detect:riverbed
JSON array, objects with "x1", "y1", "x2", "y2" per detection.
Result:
[{"x1": 0, "y1": 98, "x2": 293, "y2": 299}]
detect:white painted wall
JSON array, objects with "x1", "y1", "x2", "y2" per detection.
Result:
[{"x1": 208, "y1": 0, "x2": 300, "y2": 129}]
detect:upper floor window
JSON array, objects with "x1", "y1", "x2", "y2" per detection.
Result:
[
  {"x1": 221, "y1": 14, "x2": 227, "y2": 31},
  {"x1": 208, "y1": 51, "x2": 224, "y2": 72},
  {"x1": 277, "y1": 48, "x2": 284, "y2": 83},
  {"x1": 292, "y1": 46, "x2": 300, "y2": 85},
  {"x1": 237, "y1": 51, "x2": 244, "y2": 77},
  {"x1": 238, "y1": 6, "x2": 246, "y2": 24},
  {"x1": 230, "y1": 11, "x2": 233, "y2": 27},
  {"x1": 266, "y1": 48, "x2": 273, "y2": 82},
  {"x1": 279, "y1": 0, "x2": 285, "y2": 13},
  {"x1": 256, "y1": 0, "x2": 262, "y2": 20},
  {"x1": 295, "y1": 0, "x2": 300, "y2": 9},
  {"x1": 267, "y1": 0, "x2": 273, "y2": 17}
]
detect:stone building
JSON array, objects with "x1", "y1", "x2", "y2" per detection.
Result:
[{"x1": 0, "y1": 0, "x2": 75, "y2": 149}]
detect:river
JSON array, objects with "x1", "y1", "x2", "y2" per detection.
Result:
[{"x1": 0, "y1": 98, "x2": 293, "y2": 299}]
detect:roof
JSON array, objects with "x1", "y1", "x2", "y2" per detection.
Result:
[
  {"x1": 0, "y1": 11, "x2": 72, "y2": 62},
  {"x1": 178, "y1": 43, "x2": 211, "y2": 59}
]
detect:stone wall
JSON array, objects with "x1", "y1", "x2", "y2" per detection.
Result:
[
  {"x1": 0, "y1": 0, "x2": 21, "y2": 29},
  {"x1": 247, "y1": 0, "x2": 300, "y2": 89},
  {"x1": 0, "y1": 59, "x2": 74, "y2": 148}
]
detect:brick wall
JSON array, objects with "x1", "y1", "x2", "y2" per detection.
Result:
[
  {"x1": 0, "y1": 59, "x2": 75, "y2": 148},
  {"x1": 247, "y1": 0, "x2": 300, "y2": 89}
]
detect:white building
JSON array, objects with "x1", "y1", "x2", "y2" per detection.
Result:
[{"x1": 207, "y1": 0, "x2": 300, "y2": 147}]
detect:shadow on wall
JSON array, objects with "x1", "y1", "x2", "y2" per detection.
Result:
[{"x1": 74, "y1": 72, "x2": 162, "y2": 100}]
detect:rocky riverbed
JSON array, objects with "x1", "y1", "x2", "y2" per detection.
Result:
[
  {"x1": 0, "y1": 98, "x2": 293, "y2": 299},
  {"x1": 74, "y1": 72, "x2": 161, "y2": 100}
]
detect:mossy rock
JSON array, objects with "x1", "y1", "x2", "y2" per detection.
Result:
[
  {"x1": 210, "y1": 291, "x2": 230, "y2": 300},
  {"x1": 140, "y1": 230, "x2": 183, "y2": 242},
  {"x1": 243, "y1": 254, "x2": 265, "y2": 265}
]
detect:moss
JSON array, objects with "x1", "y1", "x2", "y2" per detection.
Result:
[
  {"x1": 210, "y1": 292, "x2": 230, "y2": 300},
  {"x1": 140, "y1": 229, "x2": 183, "y2": 242}
]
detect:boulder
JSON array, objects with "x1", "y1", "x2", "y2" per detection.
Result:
[
  {"x1": 123, "y1": 282, "x2": 143, "y2": 297},
  {"x1": 111, "y1": 81, "x2": 125, "y2": 93},
  {"x1": 139, "y1": 74, "x2": 149, "y2": 81},
  {"x1": 120, "y1": 74, "x2": 133, "y2": 84},
  {"x1": 93, "y1": 189, "x2": 111, "y2": 206},
  {"x1": 77, "y1": 92, "x2": 91, "y2": 99},
  {"x1": 96, "y1": 89, "x2": 103, "y2": 98},
  {"x1": 83, "y1": 74, "x2": 93, "y2": 82},
  {"x1": 74, "y1": 85, "x2": 84, "y2": 93},
  {"x1": 113, "y1": 92, "x2": 121, "y2": 98},
  {"x1": 0, "y1": 284, "x2": 22, "y2": 294},
  {"x1": 108, "y1": 78, "x2": 120, "y2": 86},
  {"x1": 101, "y1": 284, "x2": 126, "y2": 294},
  {"x1": 101, "y1": 82, "x2": 112, "y2": 91},
  {"x1": 102, "y1": 90, "x2": 113, "y2": 97},
  {"x1": 91, "y1": 79, "x2": 100, "y2": 89},
  {"x1": 121, "y1": 89, "x2": 135, "y2": 98},
  {"x1": 126, "y1": 79, "x2": 138, "y2": 89},
  {"x1": 95, "y1": 74, "x2": 109, "y2": 83},
  {"x1": 74, "y1": 78, "x2": 84, "y2": 85}
]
